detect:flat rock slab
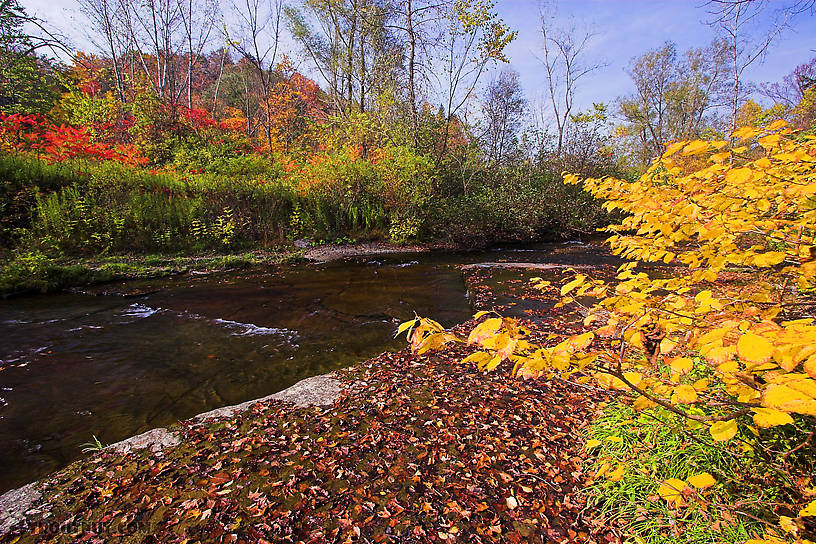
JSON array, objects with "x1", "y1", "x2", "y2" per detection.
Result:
[
  {"x1": 105, "y1": 427, "x2": 182, "y2": 454},
  {"x1": 194, "y1": 374, "x2": 342, "y2": 422},
  {"x1": 460, "y1": 262, "x2": 595, "y2": 270},
  {"x1": 304, "y1": 243, "x2": 428, "y2": 262},
  {"x1": 0, "y1": 484, "x2": 42, "y2": 535}
]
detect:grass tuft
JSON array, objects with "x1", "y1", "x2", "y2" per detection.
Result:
[{"x1": 583, "y1": 401, "x2": 772, "y2": 544}]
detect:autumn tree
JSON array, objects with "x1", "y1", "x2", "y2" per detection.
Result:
[
  {"x1": 433, "y1": 0, "x2": 515, "y2": 159},
  {"x1": 707, "y1": 0, "x2": 792, "y2": 138},
  {"x1": 387, "y1": 0, "x2": 442, "y2": 146},
  {"x1": 0, "y1": 0, "x2": 63, "y2": 114},
  {"x1": 618, "y1": 40, "x2": 729, "y2": 162},
  {"x1": 230, "y1": 0, "x2": 284, "y2": 155},
  {"x1": 78, "y1": 0, "x2": 131, "y2": 101},
  {"x1": 761, "y1": 56, "x2": 816, "y2": 130},
  {"x1": 403, "y1": 120, "x2": 816, "y2": 541},
  {"x1": 286, "y1": 0, "x2": 398, "y2": 117},
  {"x1": 119, "y1": 0, "x2": 186, "y2": 102}
]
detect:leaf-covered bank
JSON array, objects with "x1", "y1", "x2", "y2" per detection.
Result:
[{"x1": 0, "y1": 319, "x2": 610, "y2": 544}]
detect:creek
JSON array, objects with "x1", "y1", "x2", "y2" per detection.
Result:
[{"x1": 0, "y1": 241, "x2": 618, "y2": 492}]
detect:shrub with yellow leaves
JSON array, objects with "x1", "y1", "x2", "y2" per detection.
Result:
[{"x1": 400, "y1": 120, "x2": 816, "y2": 543}]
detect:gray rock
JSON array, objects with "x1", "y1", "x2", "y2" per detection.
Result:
[
  {"x1": 304, "y1": 242, "x2": 428, "y2": 263},
  {"x1": 294, "y1": 238, "x2": 312, "y2": 249},
  {"x1": 0, "y1": 483, "x2": 42, "y2": 535},
  {"x1": 194, "y1": 374, "x2": 342, "y2": 422},
  {"x1": 105, "y1": 427, "x2": 182, "y2": 454},
  {"x1": 460, "y1": 262, "x2": 595, "y2": 270}
]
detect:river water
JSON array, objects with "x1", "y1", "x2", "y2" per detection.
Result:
[{"x1": 0, "y1": 242, "x2": 617, "y2": 493}]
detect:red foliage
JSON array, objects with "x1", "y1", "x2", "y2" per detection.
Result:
[
  {"x1": 182, "y1": 107, "x2": 217, "y2": 130},
  {"x1": 0, "y1": 112, "x2": 148, "y2": 167}
]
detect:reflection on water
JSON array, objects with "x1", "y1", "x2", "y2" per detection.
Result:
[{"x1": 0, "y1": 241, "x2": 616, "y2": 493}]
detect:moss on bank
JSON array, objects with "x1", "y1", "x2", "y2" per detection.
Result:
[{"x1": 0, "y1": 250, "x2": 303, "y2": 296}]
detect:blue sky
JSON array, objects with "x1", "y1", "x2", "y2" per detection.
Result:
[
  {"x1": 22, "y1": 0, "x2": 816, "y2": 118},
  {"x1": 497, "y1": 0, "x2": 816, "y2": 115}
]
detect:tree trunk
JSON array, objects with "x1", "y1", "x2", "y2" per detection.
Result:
[{"x1": 406, "y1": 0, "x2": 418, "y2": 147}]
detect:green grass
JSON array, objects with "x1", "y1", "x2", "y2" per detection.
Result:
[{"x1": 583, "y1": 401, "x2": 771, "y2": 544}]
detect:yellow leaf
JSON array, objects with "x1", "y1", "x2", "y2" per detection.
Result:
[
  {"x1": 709, "y1": 420, "x2": 738, "y2": 442},
  {"x1": 706, "y1": 346, "x2": 734, "y2": 365},
  {"x1": 780, "y1": 516, "x2": 797, "y2": 534},
  {"x1": 732, "y1": 126, "x2": 760, "y2": 140},
  {"x1": 682, "y1": 140, "x2": 709, "y2": 156},
  {"x1": 657, "y1": 478, "x2": 687, "y2": 506},
  {"x1": 758, "y1": 133, "x2": 782, "y2": 148},
  {"x1": 416, "y1": 332, "x2": 455, "y2": 354},
  {"x1": 607, "y1": 464, "x2": 625, "y2": 481},
  {"x1": 560, "y1": 275, "x2": 586, "y2": 296},
  {"x1": 482, "y1": 355, "x2": 503, "y2": 372},
  {"x1": 670, "y1": 357, "x2": 694, "y2": 376},
  {"x1": 623, "y1": 371, "x2": 643, "y2": 386},
  {"x1": 461, "y1": 351, "x2": 492, "y2": 366},
  {"x1": 754, "y1": 157, "x2": 772, "y2": 169},
  {"x1": 660, "y1": 338, "x2": 677, "y2": 355},
  {"x1": 693, "y1": 379, "x2": 710, "y2": 391},
  {"x1": 671, "y1": 384, "x2": 698, "y2": 404},
  {"x1": 687, "y1": 472, "x2": 716, "y2": 489},
  {"x1": 467, "y1": 318, "x2": 502, "y2": 345},
  {"x1": 633, "y1": 396, "x2": 656, "y2": 411},
  {"x1": 766, "y1": 119, "x2": 788, "y2": 131},
  {"x1": 585, "y1": 439, "x2": 601, "y2": 449},
  {"x1": 754, "y1": 251, "x2": 786, "y2": 267},
  {"x1": 752, "y1": 407, "x2": 794, "y2": 428},
  {"x1": 568, "y1": 332, "x2": 595, "y2": 351},
  {"x1": 737, "y1": 333, "x2": 774, "y2": 365},
  {"x1": 805, "y1": 355, "x2": 816, "y2": 378},
  {"x1": 726, "y1": 168, "x2": 753, "y2": 184},
  {"x1": 800, "y1": 499, "x2": 816, "y2": 517},
  {"x1": 663, "y1": 141, "x2": 686, "y2": 157},
  {"x1": 763, "y1": 384, "x2": 816, "y2": 416},
  {"x1": 395, "y1": 318, "x2": 417, "y2": 338}
]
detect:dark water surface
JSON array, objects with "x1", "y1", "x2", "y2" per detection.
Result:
[{"x1": 0, "y1": 242, "x2": 615, "y2": 493}]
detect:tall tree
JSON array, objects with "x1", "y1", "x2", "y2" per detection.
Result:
[
  {"x1": 707, "y1": 0, "x2": 791, "y2": 138},
  {"x1": 78, "y1": 0, "x2": 131, "y2": 101},
  {"x1": 433, "y1": 0, "x2": 515, "y2": 159},
  {"x1": 0, "y1": 0, "x2": 63, "y2": 113},
  {"x1": 618, "y1": 40, "x2": 728, "y2": 161},
  {"x1": 480, "y1": 68, "x2": 525, "y2": 165},
  {"x1": 387, "y1": 0, "x2": 440, "y2": 146},
  {"x1": 230, "y1": 0, "x2": 283, "y2": 155},
  {"x1": 286, "y1": 0, "x2": 398, "y2": 117},
  {"x1": 538, "y1": 5, "x2": 603, "y2": 159},
  {"x1": 178, "y1": 0, "x2": 218, "y2": 109}
]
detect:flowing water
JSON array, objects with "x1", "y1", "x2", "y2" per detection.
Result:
[{"x1": 0, "y1": 242, "x2": 617, "y2": 493}]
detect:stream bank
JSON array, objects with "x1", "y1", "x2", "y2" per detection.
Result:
[{"x1": 0, "y1": 315, "x2": 613, "y2": 543}]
